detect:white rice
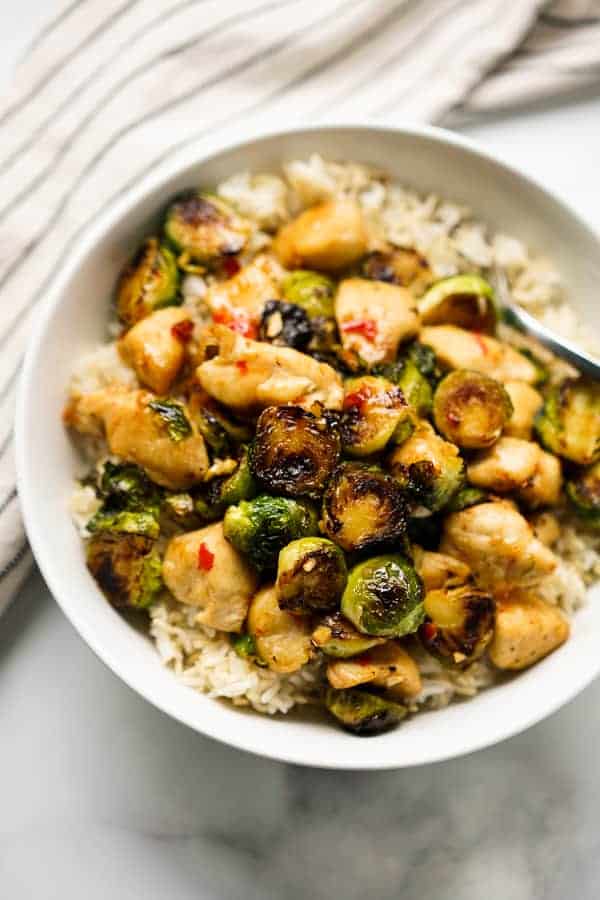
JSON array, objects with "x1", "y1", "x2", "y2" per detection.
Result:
[{"x1": 69, "y1": 154, "x2": 600, "y2": 718}]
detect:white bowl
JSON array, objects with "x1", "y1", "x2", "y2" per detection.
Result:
[{"x1": 16, "y1": 123, "x2": 600, "y2": 769}]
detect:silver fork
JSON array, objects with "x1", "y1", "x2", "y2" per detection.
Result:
[{"x1": 492, "y1": 267, "x2": 600, "y2": 382}]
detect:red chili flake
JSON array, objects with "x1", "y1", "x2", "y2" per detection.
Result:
[
  {"x1": 422, "y1": 622, "x2": 438, "y2": 641},
  {"x1": 197, "y1": 542, "x2": 215, "y2": 572},
  {"x1": 212, "y1": 307, "x2": 232, "y2": 325},
  {"x1": 235, "y1": 360, "x2": 249, "y2": 374},
  {"x1": 212, "y1": 306, "x2": 257, "y2": 339},
  {"x1": 341, "y1": 318, "x2": 378, "y2": 342},
  {"x1": 222, "y1": 257, "x2": 241, "y2": 278},
  {"x1": 171, "y1": 318, "x2": 195, "y2": 342},
  {"x1": 343, "y1": 383, "x2": 374, "y2": 411},
  {"x1": 473, "y1": 331, "x2": 488, "y2": 355}
]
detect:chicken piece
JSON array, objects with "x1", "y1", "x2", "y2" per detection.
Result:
[
  {"x1": 247, "y1": 584, "x2": 312, "y2": 673},
  {"x1": 326, "y1": 642, "x2": 422, "y2": 698},
  {"x1": 518, "y1": 449, "x2": 562, "y2": 508},
  {"x1": 467, "y1": 436, "x2": 542, "y2": 492},
  {"x1": 440, "y1": 500, "x2": 557, "y2": 591},
  {"x1": 335, "y1": 278, "x2": 419, "y2": 367},
  {"x1": 64, "y1": 386, "x2": 208, "y2": 489},
  {"x1": 118, "y1": 307, "x2": 190, "y2": 394},
  {"x1": 272, "y1": 198, "x2": 368, "y2": 272},
  {"x1": 413, "y1": 546, "x2": 471, "y2": 592},
  {"x1": 196, "y1": 324, "x2": 343, "y2": 411},
  {"x1": 420, "y1": 325, "x2": 538, "y2": 384},
  {"x1": 206, "y1": 254, "x2": 281, "y2": 324},
  {"x1": 530, "y1": 511, "x2": 561, "y2": 547},
  {"x1": 489, "y1": 593, "x2": 569, "y2": 670},
  {"x1": 162, "y1": 522, "x2": 259, "y2": 632},
  {"x1": 388, "y1": 421, "x2": 464, "y2": 512},
  {"x1": 503, "y1": 380, "x2": 543, "y2": 439}
]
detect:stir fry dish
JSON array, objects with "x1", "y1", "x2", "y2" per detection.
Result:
[{"x1": 65, "y1": 157, "x2": 600, "y2": 736}]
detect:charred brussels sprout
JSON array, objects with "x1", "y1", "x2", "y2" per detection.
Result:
[
  {"x1": 164, "y1": 191, "x2": 250, "y2": 263},
  {"x1": 223, "y1": 495, "x2": 319, "y2": 571},
  {"x1": 282, "y1": 270, "x2": 336, "y2": 319},
  {"x1": 161, "y1": 492, "x2": 201, "y2": 530},
  {"x1": 195, "y1": 448, "x2": 258, "y2": 520},
  {"x1": 321, "y1": 463, "x2": 407, "y2": 553},
  {"x1": 361, "y1": 248, "x2": 433, "y2": 296},
  {"x1": 433, "y1": 369, "x2": 512, "y2": 449},
  {"x1": 374, "y1": 359, "x2": 432, "y2": 417},
  {"x1": 86, "y1": 533, "x2": 163, "y2": 609},
  {"x1": 324, "y1": 687, "x2": 407, "y2": 735},
  {"x1": 87, "y1": 461, "x2": 162, "y2": 537},
  {"x1": 341, "y1": 555, "x2": 424, "y2": 638},
  {"x1": 250, "y1": 406, "x2": 341, "y2": 500},
  {"x1": 388, "y1": 425, "x2": 464, "y2": 514},
  {"x1": 341, "y1": 376, "x2": 408, "y2": 457},
  {"x1": 535, "y1": 378, "x2": 600, "y2": 465},
  {"x1": 419, "y1": 274, "x2": 497, "y2": 331},
  {"x1": 116, "y1": 237, "x2": 180, "y2": 326},
  {"x1": 403, "y1": 341, "x2": 439, "y2": 381},
  {"x1": 446, "y1": 486, "x2": 488, "y2": 513},
  {"x1": 87, "y1": 508, "x2": 160, "y2": 538},
  {"x1": 259, "y1": 300, "x2": 312, "y2": 350},
  {"x1": 312, "y1": 612, "x2": 385, "y2": 658},
  {"x1": 420, "y1": 584, "x2": 495, "y2": 666},
  {"x1": 276, "y1": 537, "x2": 347, "y2": 615},
  {"x1": 566, "y1": 461, "x2": 600, "y2": 528}
]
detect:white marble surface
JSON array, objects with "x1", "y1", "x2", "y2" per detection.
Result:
[{"x1": 3, "y1": 9, "x2": 600, "y2": 898}]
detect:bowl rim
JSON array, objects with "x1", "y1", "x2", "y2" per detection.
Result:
[{"x1": 15, "y1": 120, "x2": 600, "y2": 769}]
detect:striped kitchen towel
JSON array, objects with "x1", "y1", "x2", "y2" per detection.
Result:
[{"x1": 1, "y1": 0, "x2": 599, "y2": 615}]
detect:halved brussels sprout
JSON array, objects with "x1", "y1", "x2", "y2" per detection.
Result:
[
  {"x1": 190, "y1": 393, "x2": 253, "y2": 458},
  {"x1": 535, "y1": 378, "x2": 600, "y2": 465},
  {"x1": 223, "y1": 494, "x2": 319, "y2": 571},
  {"x1": 164, "y1": 191, "x2": 250, "y2": 263},
  {"x1": 361, "y1": 247, "x2": 433, "y2": 296},
  {"x1": 195, "y1": 447, "x2": 258, "y2": 521},
  {"x1": 116, "y1": 237, "x2": 180, "y2": 326},
  {"x1": 321, "y1": 463, "x2": 407, "y2": 553},
  {"x1": 277, "y1": 537, "x2": 347, "y2": 615},
  {"x1": 433, "y1": 369, "x2": 512, "y2": 449},
  {"x1": 341, "y1": 375, "x2": 408, "y2": 457},
  {"x1": 403, "y1": 341, "x2": 439, "y2": 381},
  {"x1": 374, "y1": 359, "x2": 433, "y2": 417},
  {"x1": 388, "y1": 424, "x2": 464, "y2": 514},
  {"x1": 312, "y1": 612, "x2": 386, "y2": 658},
  {"x1": 87, "y1": 461, "x2": 163, "y2": 537},
  {"x1": 420, "y1": 584, "x2": 495, "y2": 666},
  {"x1": 86, "y1": 508, "x2": 160, "y2": 538},
  {"x1": 250, "y1": 406, "x2": 341, "y2": 500},
  {"x1": 259, "y1": 300, "x2": 312, "y2": 350},
  {"x1": 86, "y1": 532, "x2": 163, "y2": 609},
  {"x1": 419, "y1": 274, "x2": 496, "y2": 331},
  {"x1": 161, "y1": 492, "x2": 202, "y2": 531},
  {"x1": 341, "y1": 554, "x2": 424, "y2": 638},
  {"x1": 446, "y1": 486, "x2": 488, "y2": 513},
  {"x1": 324, "y1": 687, "x2": 407, "y2": 735},
  {"x1": 282, "y1": 270, "x2": 336, "y2": 319},
  {"x1": 566, "y1": 461, "x2": 600, "y2": 528}
]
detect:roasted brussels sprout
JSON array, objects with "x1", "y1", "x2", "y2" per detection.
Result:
[
  {"x1": 223, "y1": 494, "x2": 319, "y2": 571},
  {"x1": 160, "y1": 492, "x2": 201, "y2": 530},
  {"x1": 250, "y1": 406, "x2": 340, "y2": 500},
  {"x1": 276, "y1": 537, "x2": 347, "y2": 615},
  {"x1": 259, "y1": 300, "x2": 312, "y2": 350},
  {"x1": 374, "y1": 358, "x2": 432, "y2": 417},
  {"x1": 87, "y1": 508, "x2": 160, "y2": 538},
  {"x1": 403, "y1": 341, "x2": 439, "y2": 381},
  {"x1": 446, "y1": 486, "x2": 488, "y2": 512},
  {"x1": 86, "y1": 532, "x2": 162, "y2": 609},
  {"x1": 311, "y1": 612, "x2": 386, "y2": 657},
  {"x1": 164, "y1": 191, "x2": 250, "y2": 263},
  {"x1": 282, "y1": 270, "x2": 336, "y2": 319},
  {"x1": 87, "y1": 461, "x2": 162, "y2": 537},
  {"x1": 321, "y1": 463, "x2": 407, "y2": 553},
  {"x1": 419, "y1": 274, "x2": 497, "y2": 331},
  {"x1": 148, "y1": 398, "x2": 193, "y2": 443},
  {"x1": 388, "y1": 423, "x2": 464, "y2": 514},
  {"x1": 189, "y1": 389, "x2": 253, "y2": 458},
  {"x1": 361, "y1": 247, "x2": 433, "y2": 296},
  {"x1": 324, "y1": 687, "x2": 407, "y2": 735},
  {"x1": 341, "y1": 375, "x2": 408, "y2": 457},
  {"x1": 341, "y1": 554, "x2": 424, "y2": 638},
  {"x1": 194, "y1": 450, "x2": 258, "y2": 522},
  {"x1": 566, "y1": 461, "x2": 600, "y2": 528},
  {"x1": 420, "y1": 584, "x2": 495, "y2": 666},
  {"x1": 116, "y1": 237, "x2": 180, "y2": 326},
  {"x1": 535, "y1": 378, "x2": 600, "y2": 465},
  {"x1": 433, "y1": 369, "x2": 512, "y2": 449}
]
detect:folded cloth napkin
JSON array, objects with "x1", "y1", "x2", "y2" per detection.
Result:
[{"x1": 1, "y1": 0, "x2": 599, "y2": 615}]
